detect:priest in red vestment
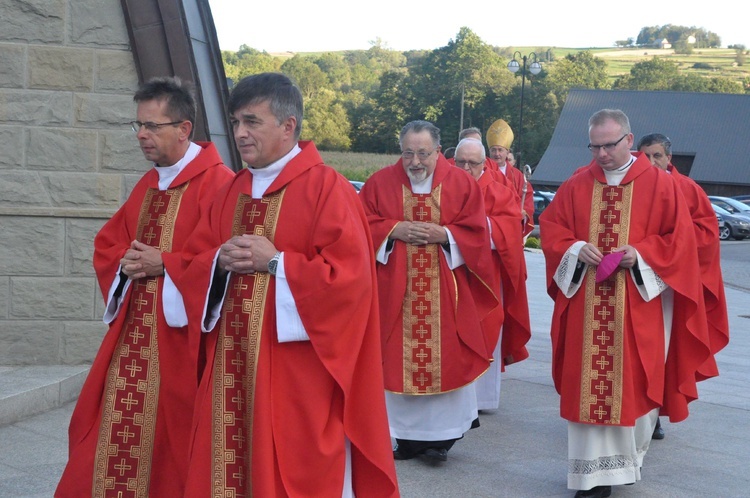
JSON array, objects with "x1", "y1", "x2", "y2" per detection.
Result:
[
  {"x1": 454, "y1": 138, "x2": 531, "y2": 410},
  {"x1": 637, "y1": 133, "x2": 729, "y2": 370},
  {"x1": 487, "y1": 119, "x2": 535, "y2": 238},
  {"x1": 540, "y1": 110, "x2": 714, "y2": 498},
  {"x1": 56, "y1": 77, "x2": 234, "y2": 498},
  {"x1": 178, "y1": 73, "x2": 399, "y2": 498},
  {"x1": 359, "y1": 120, "x2": 500, "y2": 463}
]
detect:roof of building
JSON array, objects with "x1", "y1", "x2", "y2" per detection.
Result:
[{"x1": 532, "y1": 89, "x2": 750, "y2": 188}]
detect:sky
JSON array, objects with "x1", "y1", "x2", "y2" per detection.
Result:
[{"x1": 208, "y1": 0, "x2": 746, "y2": 53}]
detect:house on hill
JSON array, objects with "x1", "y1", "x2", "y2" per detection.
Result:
[{"x1": 531, "y1": 89, "x2": 750, "y2": 196}]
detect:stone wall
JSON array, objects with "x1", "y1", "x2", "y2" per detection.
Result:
[{"x1": 0, "y1": 0, "x2": 145, "y2": 364}]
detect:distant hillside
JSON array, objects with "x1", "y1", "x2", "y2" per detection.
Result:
[{"x1": 268, "y1": 46, "x2": 749, "y2": 86}]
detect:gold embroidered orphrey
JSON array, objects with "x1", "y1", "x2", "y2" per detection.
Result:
[
  {"x1": 212, "y1": 190, "x2": 284, "y2": 497},
  {"x1": 93, "y1": 184, "x2": 188, "y2": 497},
  {"x1": 402, "y1": 184, "x2": 443, "y2": 394},
  {"x1": 579, "y1": 182, "x2": 632, "y2": 424}
]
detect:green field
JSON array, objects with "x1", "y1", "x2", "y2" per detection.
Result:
[
  {"x1": 539, "y1": 47, "x2": 749, "y2": 84},
  {"x1": 319, "y1": 150, "x2": 400, "y2": 181}
]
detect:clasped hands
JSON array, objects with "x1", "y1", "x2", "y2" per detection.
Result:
[
  {"x1": 578, "y1": 243, "x2": 637, "y2": 269},
  {"x1": 391, "y1": 221, "x2": 448, "y2": 246},
  {"x1": 121, "y1": 240, "x2": 164, "y2": 280},
  {"x1": 217, "y1": 234, "x2": 277, "y2": 274}
]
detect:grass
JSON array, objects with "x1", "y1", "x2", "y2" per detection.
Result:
[
  {"x1": 510, "y1": 47, "x2": 749, "y2": 85},
  {"x1": 319, "y1": 150, "x2": 401, "y2": 181}
]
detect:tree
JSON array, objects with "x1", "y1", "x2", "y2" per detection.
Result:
[
  {"x1": 222, "y1": 45, "x2": 282, "y2": 83},
  {"x1": 545, "y1": 51, "x2": 610, "y2": 105},
  {"x1": 406, "y1": 27, "x2": 514, "y2": 138},
  {"x1": 615, "y1": 38, "x2": 634, "y2": 48},
  {"x1": 302, "y1": 88, "x2": 352, "y2": 150},
  {"x1": 613, "y1": 57, "x2": 679, "y2": 90},
  {"x1": 349, "y1": 70, "x2": 413, "y2": 153},
  {"x1": 735, "y1": 45, "x2": 747, "y2": 67},
  {"x1": 280, "y1": 55, "x2": 331, "y2": 101},
  {"x1": 636, "y1": 25, "x2": 721, "y2": 48},
  {"x1": 313, "y1": 52, "x2": 352, "y2": 91}
]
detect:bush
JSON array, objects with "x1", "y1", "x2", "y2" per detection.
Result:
[
  {"x1": 525, "y1": 236, "x2": 541, "y2": 249},
  {"x1": 692, "y1": 62, "x2": 714, "y2": 70}
]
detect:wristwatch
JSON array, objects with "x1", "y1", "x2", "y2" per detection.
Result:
[{"x1": 267, "y1": 251, "x2": 281, "y2": 275}]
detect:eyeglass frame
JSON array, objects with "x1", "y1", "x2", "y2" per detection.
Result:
[
  {"x1": 455, "y1": 159, "x2": 484, "y2": 168},
  {"x1": 130, "y1": 120, "x2": 185, "y2": 134},
  {"x1": 587, "y1": 133, "x2": 628, "y2": 153},
  {"x1": 401, "y1": 148, "x2": 437, "y2": 160}
]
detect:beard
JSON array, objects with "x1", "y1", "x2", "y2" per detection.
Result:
[{"x1": 406, "y1": 167, "x2": 428, "y2": 183}]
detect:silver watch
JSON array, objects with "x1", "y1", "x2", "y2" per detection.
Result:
[{"x1": 267, "y1": 251, "x2": 281, "y2": 275}]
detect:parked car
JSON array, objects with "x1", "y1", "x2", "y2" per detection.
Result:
[
  {"x1": 711, "y1": 204, "x2": 750, "y2": 240},
  {"x1": 732, "y1": 194, "x2": 750, "y2": 207},
  {"x1": 349, "y1": 180, "x2": 364, "y2": 192},
  {"x1": 708, "y1": 195, "x2": 750, "y2": 216},
  {"x1": 533, "y1": 191, "x2": 555, "y2": 224}
]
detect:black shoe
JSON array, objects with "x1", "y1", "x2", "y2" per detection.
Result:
[
  {"x1": 652, "y1": 418, "x2": 665, "y2": 440},
  {"x1": 574, "y1": 485, "x2": 612, "y2": 498},
  {"x1": 393, "y1": 448, "x2": 416, "y2": 460},
  {"x1": 423, "y1": 447, "x2": 448, "y2": 462}
]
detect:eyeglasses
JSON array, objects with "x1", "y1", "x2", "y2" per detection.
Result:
[
  {"x1": 130, "y1": 120, "x2": 184, "y2": 134},
  {"x1": 455, "y1": 159, "x2": 483, "y2": 168},
  {"x1": 588, "y1": 134, "x2": 628, "y2": 152},
  {"x1": 401, "y1": 149, "x2": 436, "y2": 160}
]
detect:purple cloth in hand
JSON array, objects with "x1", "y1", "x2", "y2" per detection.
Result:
[{"x1": 596, "y1": 252, "x2": 624, "y2": 283}]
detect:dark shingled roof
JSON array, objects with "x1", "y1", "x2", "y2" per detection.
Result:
[{"x1": 532, "y1": 89, "x2": 750, "y2": 190}]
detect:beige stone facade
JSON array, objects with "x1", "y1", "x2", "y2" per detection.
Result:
[{"x1": 1, "y1": 0, "x2": 146, "y2": 364}]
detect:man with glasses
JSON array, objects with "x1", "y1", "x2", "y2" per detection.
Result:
[
  {"x1": 451, "y1": 127, "x2": 499, "y2": 172},
  {"x1": 56, "y1": 76, "x2": 233, "y2": 497},
  {"x1": 454, "y1": 138, "x2": 531, "y2": 412},
  {"x1": 539, "y1": 109, "x2": 714, "y2": 497},
  {"x1": 359, "y1": 120, "x2": 500, "y2": 463},
  {"x1": 637, "y1": 133, "x2": 730, "y2": 441}
]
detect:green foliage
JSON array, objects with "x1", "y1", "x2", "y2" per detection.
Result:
[
  {"x1": 220, "y1": 27, "x2": 750, "y2": 161},
  {"x1": 525, "y1": 236, "x2": 541, "y2": 249},
  {"x1": 735, "y1": 47, "x2": 747, "y2": 67},
  {"x1": 545, "y1": 51, "x2": 610, "y2": 104},
  {"x1": 615, "y1": 57, "x2": 744, "y2": 94},
  {"x1": 613, "y1": 57, "x2": 680, "y2": 90},
  {"x1": 302, "y1": 88, "x2": 352, "y2": 150},
  {"x1": 222, "y1": 45, "x2": 282, "y2": 84},
  {"x1": 636, "y1": 25, "x2": 720, "y2": 48}
]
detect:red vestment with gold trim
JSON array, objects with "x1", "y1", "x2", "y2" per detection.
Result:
[
  {"x1": 359, "y1": 157, "x2": 500, "y2": 394},
  {"x1": 56, "y1": 143, "x2": 233, "y2": 497},
  {"x1": 180, "y1": 142, "x2": 399, "y2": 498},
  {"x1": 540, "y1": 153, "x2": 713, "y2": 426}
]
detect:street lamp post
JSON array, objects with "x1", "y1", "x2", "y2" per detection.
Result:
[{"x1": 507, "y1": 51, "x2": 542, "y2": 167}]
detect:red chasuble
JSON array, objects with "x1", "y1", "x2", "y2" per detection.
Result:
[
  {"x1": 359, "y1": 157, "x2": 500, "y2": 394},
  {"x1": 540, "y1": 153, "x2": 713, "y2": 426},
  {"x1": 56, "y1": 143, "x2": 233, "y2": 498},
  {"x1": 179, "y1": 142, "x2": 398, "y2": 498},
  {"x1": 668, "y1": 163, "x2": 729, "y2": 378},
  {"x1": 479, "y1": 170, "x2": 531, "y2": 369},
  {"x1": 501, "y1": 161, "x2": 535, "y2": 237}
]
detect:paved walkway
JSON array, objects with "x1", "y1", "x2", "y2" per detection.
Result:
[{"x1": 1, "y1": 251, "x2": 749, "y2": 497}]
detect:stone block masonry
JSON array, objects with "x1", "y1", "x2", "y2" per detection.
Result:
[{"x1": 0, "y1": 0, "x2": 146, "y2": 365}]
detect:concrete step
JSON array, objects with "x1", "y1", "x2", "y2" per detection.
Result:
[{"x1": 0, "y1": 366, "x2": 89, "y2": 427}]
